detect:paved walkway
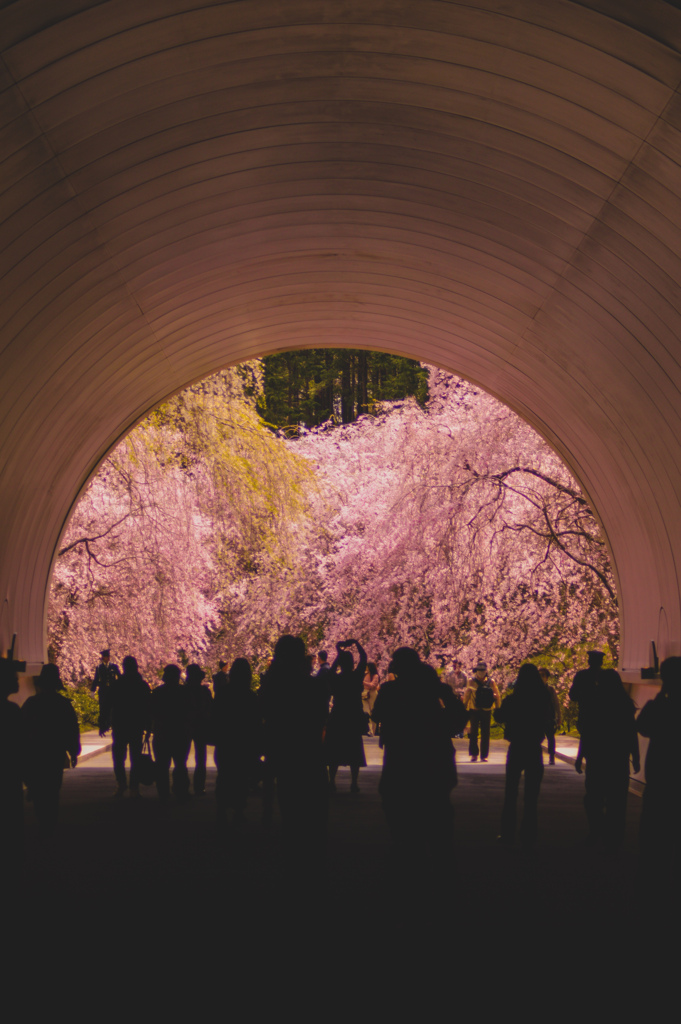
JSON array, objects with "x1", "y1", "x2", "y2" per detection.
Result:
[
  {"x1": 78, "y1": 728, "x2": 112, "y2": 762},
  {"x1": 77, "y1": 728, "x2": 585, "y2": 769},
  {"x1": 14, "y1": 733, "x2": 657, "y2": 944}
]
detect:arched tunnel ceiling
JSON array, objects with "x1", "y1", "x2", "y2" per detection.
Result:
[{"x1": 2, "y1": 0, "x2": 681, "y2": 668}]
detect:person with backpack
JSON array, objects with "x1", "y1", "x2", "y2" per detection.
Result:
[{"x1": 463, "y1": 661, "x2": 500, "y2": 762}]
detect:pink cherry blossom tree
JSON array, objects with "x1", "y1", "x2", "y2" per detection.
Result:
[
  {"x1": 287, "y1": 367, "x2": 617, "y2": 683},
  {"x1": 48, "y1": 361, "x2": 617, "y2": 687},
  {"x1": 49, "y1": 366, "x2": 315, "y2": 680}
]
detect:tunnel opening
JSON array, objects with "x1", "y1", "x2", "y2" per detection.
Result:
[{"x1": 45, "y1": 348, "x2": 618, "y2": 722}]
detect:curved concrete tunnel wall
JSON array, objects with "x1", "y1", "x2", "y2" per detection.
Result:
[{"x1": 2, "y1": 0, "x2": 681, "y2": 673}]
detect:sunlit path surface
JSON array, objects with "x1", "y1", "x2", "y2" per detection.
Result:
[{"x1": 13, "y1": 735, "x2": 651, "y2": 949}]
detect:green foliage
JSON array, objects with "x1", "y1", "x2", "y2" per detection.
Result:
[
  {"x1": 65, "y1": 684, "x2": 99, "y2": 731},
  {"x1": 49, "y1": 364, "x2": 320, "y2": 681},
  {"x1": 148, "y1": 366, "x2": 315, "y2": 575},
  {"x1": 259, "y1": 349, "x2": 428, "y2": 429}
]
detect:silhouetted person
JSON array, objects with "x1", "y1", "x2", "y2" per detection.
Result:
[
  {"x1": 324, "y1": 639, "x2": 368, "y2": 793},
  {"x1": 371, "y1": 648, "x2": 457, "y2": 861},
  {"x1": 316, "y1": 650, "x2": 331, "y2": 680},
  {"x1": 463, "y1": 661, "x2": 500, "y2": 761},
  {"x1": 448, "y1": 660, "x2": 468, "y2": 737},
  {"x1": 636, "y1": 656, "x2": 681, "y2": 875},
  {"x1": 448, "y1": 659, "x2": 467, "y2": 693},
  {"x1": 90, "y1": 649, "x2": 120, "y2": 735},
  {"x1": 495, "y1": 663, "x2": 554, "y2": 847},
  {"x1": 569, "y1": 650, "x2": 605, "y2": 731},
  {"x1": 539, "y1": 667, "x2": 562, "y2": 765},
  {"x1": 110, "y1": 655, "x2": 151, "y2": 798},
  {"x1": 315, "y1": 651, "x2": 333, "y2": 729},
  {"x1": 151, "y1": 664, "x2": 191, "y2": 803},
  {"x1": 572, "y1": 667, "x2": 639, "y2": 848},
  {"x1": 0, "y1": 658, "x2": 23, "y2": 868},
  {"x1": 214, "y1": 658, "x2": 262, "y2": 826},
  {"x1": 363, "y1": 661, "x2": 381, "y2": 736},
  {"x1": 212, "y1": 661, "x2": 229, "y2": 699},
  {"x1": 21, "y1": 664, "x2": 80, "y2": 837},
  {"x1": 259, "y1": 635, "x2": 329, "y2": 866},
  {"x1": 185, "y1": 663, "x2": 213, "y2": 795}
]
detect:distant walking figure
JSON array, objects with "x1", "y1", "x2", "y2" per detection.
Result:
[
  {"x1": 571, "y1": 663, "x2": 639, "y2": 848},
  {"x1": 463, "y1": 661, "x2": 500, "y2": 761},
  {"x1": 636, "y1": 656, "x2": 681, "y2": 874},
  {"x1": 316, "y1": 650, "x2": 332, "y2": 681},
  {"x1": 259, "y1": 635, "x2": 329, "y2": 865},
  {"x1": 90, "y1": 649, "x2": 120, "y2": 735},
  {"x1": 371, "y1": 647, "x2": 458, "y2": 860},
  {"x1": 110, "y1": 655, "x2": 151, "y2": 798},
  {"x1": 212, "y1": 661, "x2": 229, "y2": 699},
  {"x1": 538, "y1": 667, "x2": 562, "y2": 765},
  {"x1": 324, "y1": 639, "x2": 368, "y2": 793},
  {"x1": 21, "y1": 664, "x2": 81, "y2": 836},
  {"x1": 363, "y1": 662, "x2": 381, "y2": 736},
  {"x1": 151, "y1": 664, "x2": 192, "y2": 803},
  {"x1": 185, "y1": 663, "x2": 213, "y2": 795},
  {"x1": 495, "y1": 664, "x2": 554, "y2": 848}
]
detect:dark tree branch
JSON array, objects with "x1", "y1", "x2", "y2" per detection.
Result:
[{"x1": 58, "y1": 513, "x2": 133, "y2": 556}]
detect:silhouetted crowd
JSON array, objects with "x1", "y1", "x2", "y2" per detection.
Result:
[{"x1": 1, "y1": 639, "x2": 678, "y2": 877}]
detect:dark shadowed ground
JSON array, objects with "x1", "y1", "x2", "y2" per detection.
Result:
[{"x1": 12, "y1": 737, "x2": 659, "y2": 956}]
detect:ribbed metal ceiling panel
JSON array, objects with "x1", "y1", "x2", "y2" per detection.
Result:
[{"x1": 1, "y1": 0, "x2": 681, "y2": 669}]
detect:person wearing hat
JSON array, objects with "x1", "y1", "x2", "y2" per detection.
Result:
[
  {"x1": 463, "y1": 661, "x2": 501, "y2": 762},
  {"x1": 21, "y1": 663, "x2": 81, "y2": 836},
  {"x1": 90, "y1": 648, "x2": 121, "y2": 736}
]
